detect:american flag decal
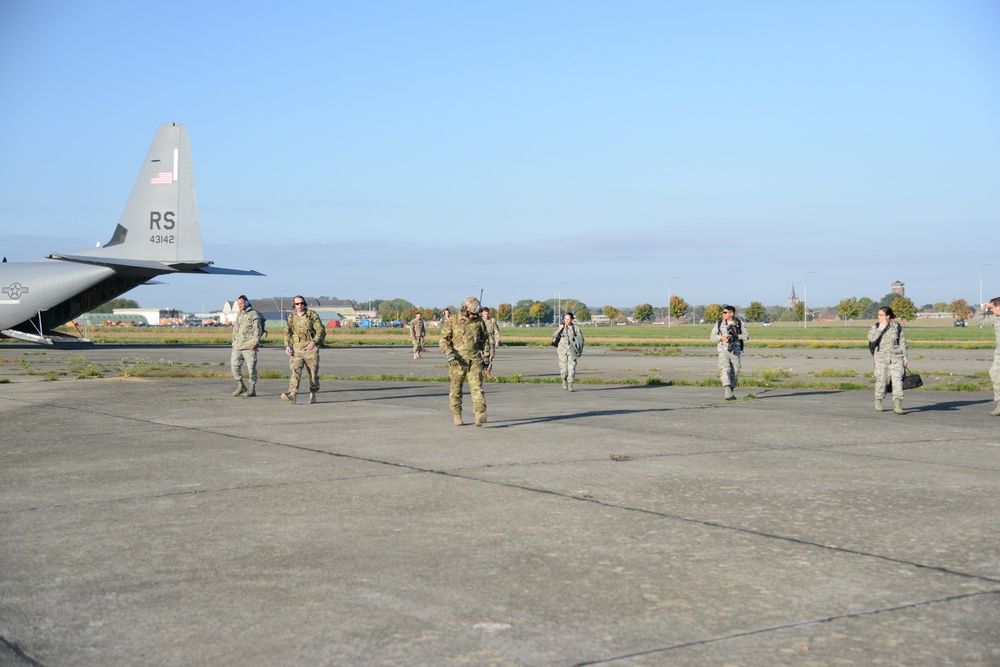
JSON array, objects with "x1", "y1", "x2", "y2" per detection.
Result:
[{"x1": 150, "y1": 172, "x2": 173, "y2": 185}]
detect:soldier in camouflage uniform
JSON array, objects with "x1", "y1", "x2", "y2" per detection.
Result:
[
  {"x1": 481, "y1": 307, "x2": 501, "y2": 377},
  {"x1": 230, "y1": 295, "x2": 261, "y2": 398},
  {"x1": 439, "y1": 297, "x2": 491, "y2": 426},
  {"x1": 552, "y1": 312, "x2": 583, "y2": 391},
  {"x1": 710, "y1": 305, "x2": 749, "y2": 400},
  {"x1": 974, "y1": 297, "x2": 1000, "y2": 416},
  {"x1": 867, "y1": 306, "x2": 908, "y2": 414},
  {"x1": 410, "y1": 312, "x2": 426, "y2": 359},
  {"x1": 281, "y1": 296, "x2": 325, "y2": 405}
]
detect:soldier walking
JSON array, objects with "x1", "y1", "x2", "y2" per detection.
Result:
[
  {"x1": 710, "y1": 305, "x2": 749, "y2": 400},
  {"x1": 481, "y1": 306, "x2": 500, "y2": 377},
  {"x1": 552, "y1": 312, "x2": 584, "y2": 391},
  {"x1": 410, "y1": 311, "x2": 426, "y2": 359},
  {"x1": 867, "y1": 306, "x2": 908, "y2": 414},
  {"x1": 439, "y1": 297, "x2": 490, "y2": 426},
  {"x1": 230, "y1": 295, "x2": 261, "y2": 398},
  {"x1": 974, "y1": 297, "x2": 1000, "y2": 416},
  {"x1": 281, "y1": 296, "x2": 325, "y2": 405}
]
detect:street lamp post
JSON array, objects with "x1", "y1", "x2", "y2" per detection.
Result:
[
  {"x1": 557, "y1": 282, "x2": 569, "y2": 323},
  {"x1": 803, "y1": 271, "x2": 817, "y2": 328},
  {"x1": 666, "y1": 277, "x2": 680, "y2": 326}
]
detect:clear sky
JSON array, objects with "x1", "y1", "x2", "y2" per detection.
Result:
[{"x1": 2, "y1": 1, "x2": 998, "y2": 313}]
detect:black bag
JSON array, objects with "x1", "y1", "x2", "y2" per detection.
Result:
[
  {"x1": 886, "y1": 369, "x2": 923, "y2": 393},
  {"x1": 550, "y1": 332, "x2": 561, "y2": 347}
]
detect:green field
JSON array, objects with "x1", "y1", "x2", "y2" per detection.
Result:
[{"x1": 11, "y1": 319, "x2": 992, "y2": 349}]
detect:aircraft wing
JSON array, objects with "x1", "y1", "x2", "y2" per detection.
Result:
[{"x1": 48, "y1": 254, "x2": 264, "y2": 276}]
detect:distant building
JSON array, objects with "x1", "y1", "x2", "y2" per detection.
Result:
[
  {"x1": 223, "y1": 297, "x2": 355, "y2": 326},
  {"x1": 110, "y1": 308, "x2": 183, "y2": 325},
  {"x1": 787, "y1": 285, "x2": 800, "y2": 309},
  {"x1": 891, "y1": 281, "x2": 905, "y2": 297}
]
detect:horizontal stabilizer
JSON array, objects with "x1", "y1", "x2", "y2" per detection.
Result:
[{"x1": 190, "y1": 265, "x2": 265, "y2": 276}]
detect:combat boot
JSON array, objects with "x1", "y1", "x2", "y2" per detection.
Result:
[
  {"x1": 281, "y1": 392, "x2": 297, "y2": 405},
  {"x1": 893, "y1": 398, "x2": 903, "y2": 414},
  {"x1": 567, "y1": 382, "x2": 574, "y2": 392},
  {"x1": 232, "y1": 380, "x2": 247, "y2": 397},
  {"x1": 244, "y1": 382, "x2": 256, "y2": 398},
  {"x1": 453, "y1": 413, "x2": 463, "y2": 426},
  {"x1": 309, "y1": 392, "x2": 317, "y2": 404},
  {"x1": 874, "y1": 398, "x2": 883, "y2": 412},
  {"x1": 992, "y1": 401, "x2": 1000, "y2": 416},
  {"x1": 562, "y1": 378, "x2": 568, "y2": 390},
  {"x1": 724, "y1": 385, "x2": 734, "y2": 401},
  {"x1": 474, "y1": 411, "x2": 487, "y2": 427}
]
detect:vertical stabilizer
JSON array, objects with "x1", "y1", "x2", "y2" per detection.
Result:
[{"x1": 71, "y1": 123, "x2": 204, "y2": 264}]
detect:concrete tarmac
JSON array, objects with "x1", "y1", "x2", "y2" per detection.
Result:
[{"x1": 1, "y1": 345, "x2": 998, "y2": 666}]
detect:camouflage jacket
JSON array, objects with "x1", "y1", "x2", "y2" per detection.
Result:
[
  {"x1": 284, "y1": 309, "x2": 325, "y2": 349},
  {"x1": 439, "y1": 315, "x2": 489, "y2": 366},
  {"x1": 410, "y1": 318, "x2": 426, "y2": 339},
  {"x1": 483, "y1": 317, "x2": 500, "y2": 348},
  {"x1": 974, "y1": 310, "x2": 1000, "y2": 351},
  {"x1": 867, "y1": 321, "x2": 907, "y2": 363},
  {"x1": 232, "y1": 307, "x2": 261, "y2": 350}
]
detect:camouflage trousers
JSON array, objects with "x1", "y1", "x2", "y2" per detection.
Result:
[
  {"x1": 231, "y1": 348, "x2": 257, "y2": 382},
  {"x1": 990, "y1": 352, "x2": 1000, "y2": 401},
  {"x1": 873, "y1": 355, "x2": 905, "y2": 400},
  {"x1": 449, "y1": 362, "x2": 485, "y2": 415},
  {"x1": 288, "y1": 347, "x2": 320, "y2": 394},
  {"x1": 557, "y1": 348, "x2": 577, "y2": 383},
  {"x1": 485, "y1": 345, "x2": 496, "y2": 374},
  {"x1": 717, "y1": 348, "x2": 741, "y2": 388},
  {"x1": 412, "y1": 335, "x2": 425, "y2": 355}
]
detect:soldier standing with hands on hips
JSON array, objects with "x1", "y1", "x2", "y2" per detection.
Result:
[
  {"x1": 710, "y1": 305, "x2": 749, "y2": 401},
  {"x1": 281, "y1": 296, "x2": 325, "y2": 405}
]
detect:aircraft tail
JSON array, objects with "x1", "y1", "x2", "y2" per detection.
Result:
[{"x1": 58, "y1": 123, "x2": 205, "y2": 267}]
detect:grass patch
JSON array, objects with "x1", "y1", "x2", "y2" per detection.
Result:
[{"x1": 811, "y1": 366, "x2": 858, "y2": 378}]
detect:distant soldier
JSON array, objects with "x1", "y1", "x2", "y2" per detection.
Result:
[
  {"x1": 410, "y1": 312, "x2": 426, "y2": 359},
  {"x1": 974, "y1": 297, "x2": 1000, "y2": 416},
  {"x1": 230, "y1": 295, "x2": 261, "y2": 398},
  {"x1": 867, "y1": 306, "x2": 908, "y2": 414},
  {"x1": 440, "y1": 296, "x2": 490, "y2": 426},
  {"x1": 710, "y1": 305, "x2": 749, "y2": 400},
  {"x1": 281, "y1": 296, "x2": 325, "y2": 405},
  {"x1": 552, "y1": 312, "x2": 584, "y2": 391},
  {"x1": 481, "y1": 307, "x2": 501, "y2": 377}
]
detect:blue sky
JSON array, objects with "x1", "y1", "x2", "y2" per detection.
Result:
[{"x1": 1, "y1": 1, "x2": 998, "y2": 313}]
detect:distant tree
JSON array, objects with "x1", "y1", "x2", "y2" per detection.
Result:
[
  {"x1": 378, "y1": 298, "x2": 414, "y2": 321},
  {"x1": 920, "y1": 303, "x2": 933, "y2": 311},
  {"x1": 91, "y1": 298, "x2": 139, "y2": 313},
  {"x1": 780, "y1": 302, "x2": 805, "y2": 322},
  {"x1": 950, "y1": 299, "x2": 973, "y2": 321},
  {"x1": 634, "y1": 303, "x2": 654, "y2": 323},
  {"x1": 497, "y1": 303, "x2": 512, "y2": 322},
  {"x1": 837, "y1": 297, "x2": 861, "y2": 322},
  {"x1": 576, "y1": 307, "x2": 591, "y2": 322},
  {"x1": 857, "y1": 297, "x2": 878, "y2": 319},
  {"x1": 516, "y1": 299, "x2": 535, "y2": 310},
  {"x1": 933, "y1": 302, "x2": 949, "y2": 313},
  {"x1": 669, "y1": 295, "x2": 690, "y2": 321},
  {"x1": 703, "y1": 304, "x2": 723, "y2": 323},
  {"x1": 529, "y1": 301, "x2": 550, "y2": 325},
  {"x1": 603, "y1": 305, "x2": 621, "y2": 322},
  {"x1": 878, "y1": 293, "x2": 898, "y2": 308},
  {"x1": 561, "y1": 298, "x2": 586, "y2": 315},
  {"x1": 744, "y1": 301, "x2": 767, "y2": 322},
  {"x1": 890, "y1": 297, "x2": 917, "y2": 321},
  {"x1": 512, "y1": 307, "x2": 529, "y2": 326}
]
